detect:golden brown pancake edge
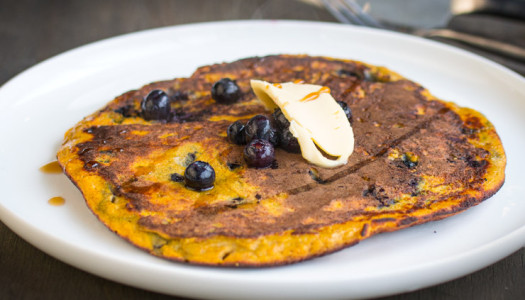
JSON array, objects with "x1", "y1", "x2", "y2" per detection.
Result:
[{"x1": 57, "y1": 54, "x2": 506, "y2": 267}]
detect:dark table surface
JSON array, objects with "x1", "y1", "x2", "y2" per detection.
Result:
[{"x1": 1, "y1": 0, "x2": 524, "y2": 299}]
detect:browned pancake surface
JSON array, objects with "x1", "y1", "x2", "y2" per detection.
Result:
[{"x1": 57, "y1": 55, "x2": 505, "y2": 266}]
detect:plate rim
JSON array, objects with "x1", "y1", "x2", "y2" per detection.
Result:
[{"x1": 0, "y1": 19, "x2": 524, "y2": 300}]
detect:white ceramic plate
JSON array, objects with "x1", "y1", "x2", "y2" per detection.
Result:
[{"x1": 0, "y1": 20, "x2": 524, "y2": 300}]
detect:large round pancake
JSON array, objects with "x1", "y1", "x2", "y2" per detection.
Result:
[{"x1": 57, "y1": 55, "x2": 506, "y2": 266}]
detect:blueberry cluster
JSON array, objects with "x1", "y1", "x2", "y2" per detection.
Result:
[
  {"x1": 160, "y1": 77, "x2": 355, "y2": 191},
  {"x1": 226, "y1": 110, "x2": 300, "y2": 169},
  {"x1": 227, "y1": 101, "x2": 353, "y2": 168},
  {"x1": 139, "y1": 77, "x2": 243, "y2": 122}
]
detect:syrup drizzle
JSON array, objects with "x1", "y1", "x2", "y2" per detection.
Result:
[
  {"x1": 48, "y1": 196, "x2": 65, "y2": 206},
  {"x1": 41, "y1": 162, "x2": 66, "y2": 206},
  {"x1": 300, "y1": 86, "x2": 331, "y2": 102},
  {"x1": 40, "y1": 161, "x2": 62, "y2": 174}
]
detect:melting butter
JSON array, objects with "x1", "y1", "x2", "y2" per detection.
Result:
[{"x1": 250, "y1": 80, "x2": 354, "y2": 168}]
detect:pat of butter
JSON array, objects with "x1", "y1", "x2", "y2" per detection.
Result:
[{"x1": 250, "y1": 80, "x2": 354, "y2": 168}]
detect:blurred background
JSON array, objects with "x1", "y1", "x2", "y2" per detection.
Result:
[{"x1": 2, "y1": 0, "x2": 524, "y2": 85}]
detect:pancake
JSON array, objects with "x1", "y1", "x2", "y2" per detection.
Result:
[{"x1": 57, "y1": 55, "x2": 506, "y2": 266}]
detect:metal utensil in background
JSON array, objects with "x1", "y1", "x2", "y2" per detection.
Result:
[
  {"x1": 444, "y1": 0, "x2": 525, "y2": 74},
  {"x1": 451, "y1": 0, "x2": 525, "y2": 19},
  {"x1": 320, "y1": 0, "x2": 525, "y2": 74}
]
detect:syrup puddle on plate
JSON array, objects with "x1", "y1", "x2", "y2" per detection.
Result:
[
  {"x1": 48, "y1": 196, "x2": 65, "y2": 206},
  {"x1": 40, "y1": 161, "x2": 62, "y2": 174},
  {"x1": 40, "y1": 161, "x2": 66, "y2": 206}
]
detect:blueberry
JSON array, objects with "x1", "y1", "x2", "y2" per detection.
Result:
[
  {"x1": 227, "y1": 120, "x2": 246, "y2": 145},
  {"x1": 279, "y1": 128, "x2": 300, "y2": 153},
  {"x1": 244, "y1": 115, "x2": 278, "y2": 145},
  {"x1": 337, "y1": 68, "x2": 376, "y2": 82},
  {"x1": 211, "y1": 78, "x2": 242, "y2": 104},
  {"x1": 337, "y1": 101, "x2": 353, "y2": 123},
  {"x1": 141, "y1": 89, "x2": 171, "y2": 121},
  {"x1": 184, "y1": 161, "x2": 215, "y2": 191},
  {"x1": 243, "y1": 139, "x2": 275, "y2": 168},
  {"x1": 337, "y1": 69, "x2": 361, "y2": 78},
  {"x1": 272, "y1": 108, "x2": 290, "y2": 130},
  {"x1": 271, "y1": 108, "x2": 300, "y2": 152}
]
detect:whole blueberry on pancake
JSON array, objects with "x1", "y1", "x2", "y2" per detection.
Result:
[
  {"x1": 141, "y1": 89, "x2": 171, "y2": 121},
  {"x1": 272, "y1": 108, "x2": 290, "y2": 130},
  {"x1": 211, "y1": 78, "x2": 242, "y2": 104},
  {"x1": 243, "y1": 139, "x2": 275, "y2": 168},
  {"x1": 184, "y1": 161, "x2": 215, "y2": 191},
  {"x1": 227, "y1": 120, "x2": 247, "y2": 145},
  {"x1": 244, "y1": 115, "x2": 278, "y2": 145},
  {"x1": 279, "y1": 128, "x2": 301, "y2": 153}
]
